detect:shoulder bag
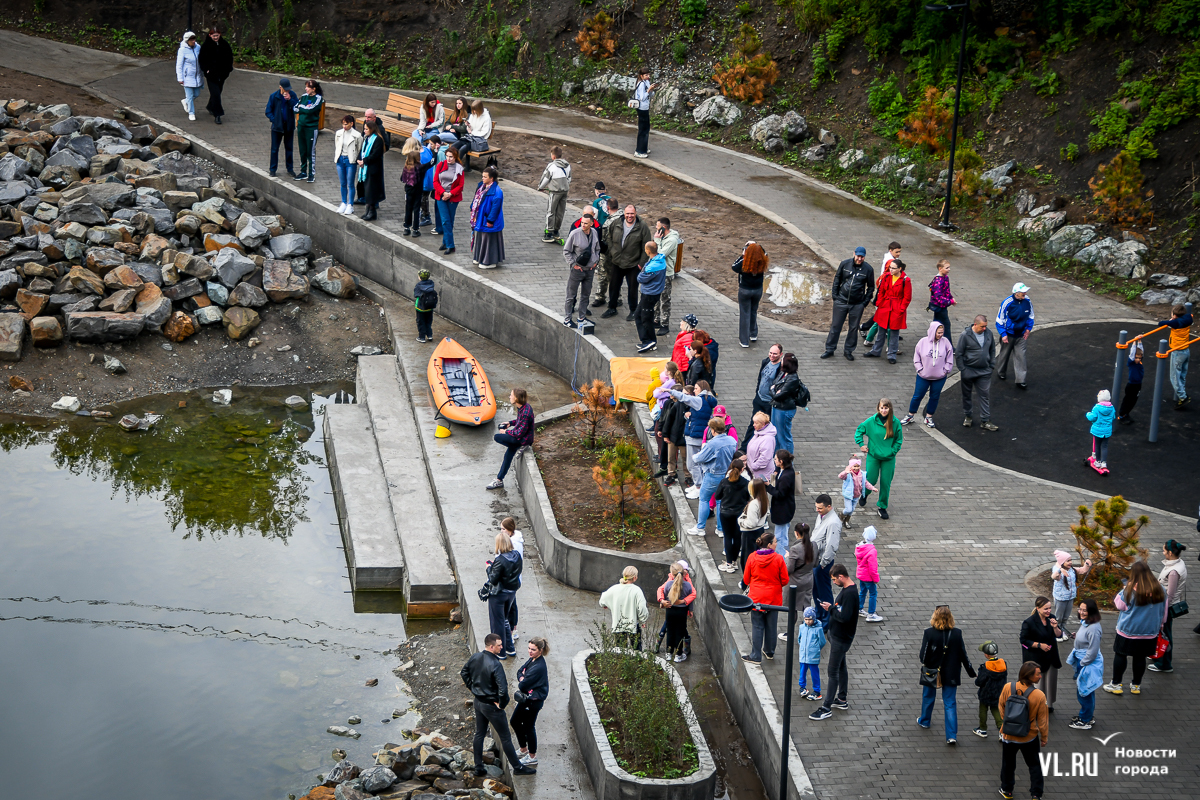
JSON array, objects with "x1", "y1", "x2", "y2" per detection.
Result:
[{"x1": 920, "y1": 630, "x2": 949, "y2": 688}]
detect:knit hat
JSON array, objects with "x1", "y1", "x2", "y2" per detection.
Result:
[
  {"x1": 847, "y1": 456, "x2": 862, "y2": 469},
  {"x1": 803, "y1": 607, "x2": 817, "y2": 619},
  {"x1": 863, "y1": 526, "x2": 877, "y2": 542},
  {"x1": 418, "y1": 269, "x2": 431, "y2": 280},
  {"x1": 979, "y1": 640, "x2": 998, "y2": 656},
  {"x1": 1054, "y1": 549, "x2": 1072, "y2": 567}
]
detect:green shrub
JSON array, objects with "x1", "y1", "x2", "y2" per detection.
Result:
[
  {"x1": 681, "y1": 0, "x2": 707, "y2": 26},
  {"x1": 1061, "y1": 142, "x2": 1080, "y2": 162},
  {"x1": 736, "y1": 1, "x2": 755, "y2": 17},
  {"x1": 1088, "y1": 101, "x2": 1131, "y2": 152},
  {"x1": 672, "y1": 39, "x2": 688, "y2": 63},
  {"x1": 1030, "y1": 69, "x2": 1060, "y2": 97},
  {"x1": 867, "y1": 73, "x2": 909, "y2": 134}
]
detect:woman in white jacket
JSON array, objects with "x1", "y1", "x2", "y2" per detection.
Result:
[
  {"x1": 413, "y1": 93, "x2": 445, "y2": 142},
  {"x1": 452, "y1": 100, "x2": 493, "y2": 160},
  {"x1": 175, "y1": 32, "x2": 204, "y2": 122},
  {"x1": 333, "y1": 115, "x2": 364, "y2": 214}
]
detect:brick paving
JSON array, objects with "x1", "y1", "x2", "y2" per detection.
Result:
[{"x1": 82, "y1": 60, "x2": 1200, "y2": 800}]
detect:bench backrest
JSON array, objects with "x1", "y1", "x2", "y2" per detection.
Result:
[{"x1": 387, "y1": 92, "x2": 425, "y2": 122}]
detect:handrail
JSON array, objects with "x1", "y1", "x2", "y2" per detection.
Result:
[
  {"x1": 1116, "y1": 324, "x2": 1167, "y2": 348},
  {"x1": 1156, "y1": 335, "x2": 1200, "y2": 357}
]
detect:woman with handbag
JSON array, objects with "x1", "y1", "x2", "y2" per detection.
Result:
[
  {"x1": 444, "y1": 97, "x2": 470, "y2": 142},
  {"x1": 918, "y1": 604, "x2": 976, "y2": 744},
  {"x1": 1149, "y1": 539, "x2": 1188, "y2": 673},
  {"x1": 1020, "y1": 596, "x2": 1063, "y2": 711},
  {"x1": 768, "y1": 353, "x2": 802, "y2": 455},
  {"x1": 486, "y1": 532, "x2": 523, "y2": 658},
  {"x1": 470, "y1": 166, "x2": 505, "y2": 269},
  {"x1": 510, "y1": 636, "x2": 550, "y2": 767},
  {"x1": 452, "y1": 99, "x2": 493, "y2": 161},
  {"x1": 356, "y1": 118, "x2": 386, "y2": 221},
  {"x1": 632, "y1": 68, "x2": 656, "y2": 158},
  {"x1": 1103, "y1": 561, "x2": 1166, "y2": 695}
]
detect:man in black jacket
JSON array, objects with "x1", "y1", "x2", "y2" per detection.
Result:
[
  {"x1": 955, "y1": 315, "x2": 1000, "y2": 431},
  {"x1": 460, "y1": 634, "x2": 537, "y2": 776},
  {"x1": 809, "y1": 563, "x2": 858, "y2": 721},
  {"x1": 198, "y1": 26, "x2": 233, "y2": 124},
  {"x1": 752, "y1": 344, "x2": 783, "y2": 420},
  {"x1": 601, "y1": 205, "x2": 652, "y2": 320},
  {"x1": 822, "y1": 247, "x2": 875, "y2": 361}
]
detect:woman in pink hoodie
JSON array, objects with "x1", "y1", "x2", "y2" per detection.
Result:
[
  {"x1": 902, "y1": 320, "x2": 955, "y2": 429},
  {"x1": 745, "y1": 411, "x2": 776, "y2": 479}
]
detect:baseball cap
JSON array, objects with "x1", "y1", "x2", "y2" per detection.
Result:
[
  {"x1": 854, "y1": 246, "x2": 866, "y2": 256},
  {"x1": 979, "y1": 640, "x2": 998, "y2": 656},
  {"x1": 682, "y1": 313, "x2": 699, "y2": 328},
  {"x1": 594, "y1": 181, "x2": 606, "y2": 191},
  {"x1": 279, "y1": 77, "x2": 292, "y2": 90},
  {"x1": 1012, "y1": 282, "x2": 1030, "y2": 294}
]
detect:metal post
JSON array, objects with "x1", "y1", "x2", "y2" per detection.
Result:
[
  {"x1": 779, "y1": 585, "x2": 797, "y2": 800},
  {"x1": 939, "y1": 5, "x2": 968, "y2": 230},
  {"x1": 1112, "y1": 330, "x2": 1128, "y2": 407},
  {"x1": 187, "y1": 0, "x2": 193, "y2": 33},
  {"x1": 1148, "y1": 338, "x2": 1169, "y2": 443}
]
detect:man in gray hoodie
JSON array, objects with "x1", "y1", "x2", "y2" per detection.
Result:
[
  {"x1": 562, "y1": 214, "x2": 602, "y2": 328},
  {"x1": 653, "y1": 218, "x2": 682, "y2": 336},
  {"x1": 538, "y1": 146, "x2": 572, "y2": 244}
]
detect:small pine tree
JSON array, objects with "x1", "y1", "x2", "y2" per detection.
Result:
[
  {"x1": 576, "y1": 12, "x2": 619, "y2": 61},
  {"x1": 898, "y1": 86, "x2": 952, "y2": 155},
  {"x1": 593, "y1": 439, "x2": 650, "y2": 548},
  {"x1": 573, "y1": 379, "x2": 615, "y2": 450},
  {"x1": 1071, "y1": 495, "x2": 1149, "y2": 588},
  {"x1": 713, "y1": 24, "x2": 778, "y2": 105},
  {"x1": 1089, "y1": 151, "x2": 1153, "y2": 226}
]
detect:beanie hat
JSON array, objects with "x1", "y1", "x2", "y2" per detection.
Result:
[
  {"x1": 979, "y1": 640, "x2": 998, "y2": 656},
  {"x1": 418, "y1": 269, "x2": 431, "y2": 280},
  {"x1": 863, "y1": 526, "x2": 877, "y2": 542},
  {"x1": 1054, "y1": 549, "x2": 1072, "y2": 567},
  {"x1": 803, "y1": 607, "x2": 816, "y2": 619}
]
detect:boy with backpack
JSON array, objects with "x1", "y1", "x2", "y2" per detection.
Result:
[
  {"x1": 972, "y1": 640, "x2": 1008, "y2": 738},
  {"x1": 997, "y1": 661, "x2": 1049, "y2": 800},
  {"x1": 414, "y1": 269, "x2": 438, "y2": 343}
]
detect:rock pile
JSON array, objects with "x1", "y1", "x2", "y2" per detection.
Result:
[
  {"x1": 299, "y1": 729, "x2": 514, "y2": 800},
  {"x1": 0, "y1": 99, "x2": 357, "y2": 363}
]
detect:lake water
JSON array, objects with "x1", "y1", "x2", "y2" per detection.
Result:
[{"x1": 0, "y1": 386, "x2": 414, "y2": 800}]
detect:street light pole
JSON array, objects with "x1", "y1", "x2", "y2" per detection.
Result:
[
  {"x1": 187, "y1": 0, "x2": 193, "y2": 33},
  {"x1": 778, "y1": 585, "x2": 798, "y2": 800},
  {"x1": 926, "y1": 3, "x2": 969, "y2": 230}
]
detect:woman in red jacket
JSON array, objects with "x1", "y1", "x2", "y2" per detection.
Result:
[
  {"x1": 742, "y1": 531, "x2": 790, "y2": 664},
  {"x1": 866, "y1": 259, "x2": 912, "y2": 364},
  {"x1": 433, "y1": 145, "x2": 466, "y2": 254}
]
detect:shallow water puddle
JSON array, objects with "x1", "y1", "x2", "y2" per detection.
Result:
[{"x1": 766, "y1": 265, "x2": 828, "y2": 307}]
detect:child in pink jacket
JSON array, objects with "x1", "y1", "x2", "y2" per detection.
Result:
[
  {"x1": 837, "y1": 456, "x2": 875, "y2": 530},
  {"x1": 855, "y1": 526, "x2": 883, "y2": 622}
]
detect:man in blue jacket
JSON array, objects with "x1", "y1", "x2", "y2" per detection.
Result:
[
  {"x1": 995, "y1": 282, "x2": 1034, "y2": 389},
  {"x1": 264, "y1": 77, "x2": 296, "y2": 177},
  {"x1": 635, "y1": 241, "x2": 667, "y2": 352}
]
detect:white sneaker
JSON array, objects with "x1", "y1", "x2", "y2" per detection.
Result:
[
  {"x1": 866, "y1": 613, "x2": 885, "y2": 623},
  {"x1": 859, "y1": 610, "x2": 868, "y2": 617},
  {"x1": 686, "y1": 526, "x2": 706, "y2": 537},
  {"x1": 344, "y1": 205, "x2": 356, "y2": 216},
  {"x1": 188, "y1": 113, "x2": 196, "y2": 121},
  {"x1": 684, "y1": 487, "x2": 700, "y2": 499},
  {"x1": 181, "y1": 98, "x2": 189, "y2": 112},
  {"x1": 511, "y1": 630, "x2": 520, "y2": 641}
]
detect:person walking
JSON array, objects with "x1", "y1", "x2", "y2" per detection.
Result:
[
  {"x1": 995, "y1": 282, "x2": 1035, "y2": 388},
  {"x1": 1116, "y1": 341, "x2": 1145, "y2": 424},
  {"x1": 836, "y1": 456, "x2": 874, "y2": 530},
  {"x1": 599, "y1": 566, "x2": 649, "y2": 650},
  {"x1": 795, "y1": 607, "x2": 827, "y2": 700},
  {"x1": 956, "y1": 315, "x2": 999, "y2": 431},
  {"x1": 713, "y1": 460, "x2": 751, "y2": 573},
  {"x1": 752, "y1": 344, "x2": 783, "y2": 420},
  {"x1": 810, "y1": 493, "x2": 841, "y2": 627},
  {"x1": 768, "y1": 352, "x2": 803, "y2": 454},
  {"x1": 485, "y1": 532, "x2": 522, "y2": 658},
  {"x1": 732, "y1": 242, "x2": 768, "y2": 348},
  {"x1": 510, "y1": 637, "x2": 549, "y2": 766},
  {"x1": 355, "y1": 118, "x2": 385, "y2": 220},
  {"x1": 865, "y1": 259, "x2": 912, "y2": 364},
  {"x1": 658, "y1": 563, "x2": 696, "y2": 662},
  {"x1": 1066, "y1": 599, "x2": 1104, "y2": 730},
  {"x1": 1149, "y1": 539, "x2": 1188, "y2": 673},
  {"x1": 538, "y1": 146, "x2": 572, "y2": 244},
  {"x1": 562, "y1": 212, "x2": 602, "y2": 328},
  {"x1": 175, "y1": 32, "x2": 203, "y2": 123},
  {"x1": 764, "y1": 449, "x2": 796, "y2": 555},
  {"x1": 633, "y1": 68, "x2": 656, "y2": 158},
  {"x1": 332, "y1": 115, "x2": 363, "y2": 215},
  {"x1": 198, "y1": 26, "x2": 232, "y2": 124},
  {"x1": 1103, "y1": 561, "x2": 1167, "y2": 695},
  {"x1": 591, "y1": 196, "x2": 623, "y2": 309},
  {"x1": 265, "y1": 77, "x2": 296, "y2": 177},
  {"x1": 972, "y1": 641, "x2": 1008, "y2": 739},
  {"x1": 601, "y1": 205, "x2": 652, "y2": 319},
  {"x1": 997, "y1": 662, "x2": 1049, "y2": 800},
  {"x1": 778, "y1": 522, "x2": 815, "y2": 643},
  {"x1": 822, "y1": 247, "x2": 875, "y2": 360},
  {"x1": 745, "y1": 412, "x2": 777, "y2": 481},
  {"x1": 741, "y1": 531, "x2": 789, "y2": 664},
  {"x1": 918, "y1": 604, "x2": 977, "y2": 744},
  {"x1": 854, "y1": 398, "x2": 903, "y2": 520},
  {"x1": 901, "y1": 321, "x2": 954, "y2": 428},
  {"x1": 809, "y1": 563, "x2": 858, "y2": 720},
  {"x1": 1158, "y1": 303, "x2": 1193, "y2": 409},
  {"x1": 1050, "y1": 550, "x2": 1092, "y2": 640},
  {"x1": 926, "y1": 259, "x2": 955, "y2": 332},
  {"x1": 413, "y1": 269, "x2": 437, "y2": 343},
  {"x1": 460, "y1": 633, "x2": 537, "y2": 777},
  {"x1": 854, "y1": 526, "x2": 883, "y2": 623},
  {"x1": 295, "y1": 80, "x2": 323, "y2": 183},
  {"x1": 652, "y1": 218, "x2": 681, "y2": 336},
  {"x1": 686, "y1": 417, "x2": 737, "y2": 536},
  {"x1": 1020, "y1": 596, "x2": 1063, "y2": 712},
  {"x1": 433, "y1": 146, "x2": 465, "y2": 254},
  {"x1": 486, "y1": 388, "x2": 533, "y2": 490},
  {"x1": 635, "y1": 241, "x2": 667, "y2": 352},
  {"x1": 470, "y1": 166, "x2": 505, "y2": 269}
]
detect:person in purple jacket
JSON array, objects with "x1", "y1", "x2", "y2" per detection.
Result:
[
  {"x1": 487, "y1": 387, "x2": 534, "y2": 490},
  {"x1": 901, "y1": 321, "x2": 955, "y2": 429}
]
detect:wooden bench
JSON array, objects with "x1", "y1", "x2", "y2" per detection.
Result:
[{"x1": 380, "y1": 91, "x2": 502, "y2": 172}]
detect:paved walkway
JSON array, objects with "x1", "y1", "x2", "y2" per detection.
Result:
[{"x1": 5, "y1": 34, "x2": 1194, "y2": 797}]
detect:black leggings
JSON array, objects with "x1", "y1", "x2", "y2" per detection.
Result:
[
  {"x1": 1112, "y1": 651, "x2": 1147, "y2": 685},
  {"x1": 720, "y1": 513, "x2": 740, "y2": 564},
  {"x1": 510, "y1": 699, "x2": 544, "y2": 754},
  {"x1": 740, "y1": 527, "x2": 763, "y2": 571},
  {"x1": 404, "y1": 184, "x2": 420, "y2": 229}
]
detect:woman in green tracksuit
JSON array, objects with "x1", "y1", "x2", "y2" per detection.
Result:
[
  {"x1": 295, "y1": 79, "x2": 324, "y2": 183},
  {"x1": 853, "y1": 397, "x2": 903, "y2": 520}
]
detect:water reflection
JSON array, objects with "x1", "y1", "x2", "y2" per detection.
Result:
[{"x1": 766, "y1": 265, "x2": 828, "y2": 307}]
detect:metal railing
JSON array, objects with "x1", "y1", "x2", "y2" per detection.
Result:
[{"x1": 1114, "y1": 302, "x2": 1194, "y2": 443}]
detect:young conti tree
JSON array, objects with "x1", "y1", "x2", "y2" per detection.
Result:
[
  {"x1": 576, "y1": 12, "x2": 619, "y2": 61},
  {"x1": 593, "y1": 439, "x2": 650, "y2": 549},
  {"x1": 573, "y1": 379, "x2": 614, "y2": 450},
  {"x1": 1071, "y1": 495, "x2": 1149, "y2": 587},
  {"x1": 1089, "y1": 151, "x2": 1154, "y2": 226},
  {"x1": 898, "y1": 86, "x2": 952, "y2": 155}
]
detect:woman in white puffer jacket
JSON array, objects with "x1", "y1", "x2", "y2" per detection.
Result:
[{"x1": 176, "y1": 32, "x2": 204, "y2": 121}]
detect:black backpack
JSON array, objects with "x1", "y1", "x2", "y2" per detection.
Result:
[
  {"x1": 796, "y1": 378, "x2": 811, "y2": 409},
  {"x1": 417, "y1": 287, "x2": 438, "y2": 311},
  {"x1": 1001, "y1": 681, "x2": 1033, "y2": 737}
]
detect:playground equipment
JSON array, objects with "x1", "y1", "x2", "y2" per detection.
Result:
[{"x1": 1114, "y1": 302, "x2": 1196, "y2": 443}]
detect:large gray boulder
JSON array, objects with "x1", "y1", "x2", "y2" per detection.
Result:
[
  {"x1": 1140, "y1": 289, "x2": 1187, "y2": 306},
  {"x1": 1148, "y1": 274, "x2": 1189, "y2": 289},
  {"x1": 44, "y1": 148, "x2": 91, "y2": 171},
  {"x1": 151, "y1": 150, "x2": 209, "y2": 177},
  {"x1": 0, "y1": 313, "x2": 25, "y2": 361},
  {"x1": 79, "y1": 182, "x2": 136, "y2": 211},
  {"x1": 66, "y1": 135, "x2": 98, "y2": 161},
  {"x1": 650, "y1": 84, "x2": 682, "y2": 117},
  {"x1": 1044, "y1": 224, "x2": 1098, "y2": 259},
  {"x1": 693, "y1": 96, "x2": 742, "y2": 127},
  {"x1": 213, "y1": 248, "x2": 257, "y2": 288},
  {"x1": 1016, "y1": 210, "x2": 1067, "y2": 238},
  {"x1": 750, "y1": 115, "x2": 784, "y2": 145},
  {"x1": 59, "y1": 202, "x2": 108, "y2": 226},
  {"x1": 89, "y1": 118, "x2": 132, "y2": 140},
  {"x1": 0, "y1": 153, "x2": 32, "y2": 181},
  {"x1": 229, "y1": 281, "x2": 269, "y2": 308},
  {"x1": 0, "y1": 181, "x2": 31, "y2": 205},
  {"x1": 1076, "y1": 238, "x2": 1149, "y2": 279},
  {"x1": 981, "y1": 160, "x2": 1016, "y2": 191},
  {"x1": 139, "y1": 295, "x2": 173, "y2": 328},
  {"x1": 235, "y1": 213, "x2": 270, "y2": 248},
  {"x1": 782, "y1": 110, "x2": 809, "y2": 142},
  {"x1": 48, "y1": 116, "x2": 83, "y2": 137},
  {"x1": 269, "y1": 233, "x2": 312, "y2": 258},
  {"x1": 64, "y1": 311, "x2": 145, "y2": 342},
  {"x1": 870, "y1": 155, "x2": 910, "y2": 176},
  {"x1": 1071, "y1": 237, "x2": 1119, "y2": 267}
]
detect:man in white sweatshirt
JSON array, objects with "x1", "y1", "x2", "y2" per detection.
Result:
[
  {"x1": 599, "y1": 566, "x2": 649, "y2": 650},
  {"x1": 538, "y1": 146, "x2": 572, "y2": 245},
  {"x1": 810, "y1": 493, "x2": 842, "y2": 627}
]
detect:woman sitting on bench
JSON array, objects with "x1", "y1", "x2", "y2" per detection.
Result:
[
  {"x1": 413, "y1": 93, "x2": 445, "y2": 143},
  {"x1": 452, "y1": 99, "x2": 493, "y2": 160}
]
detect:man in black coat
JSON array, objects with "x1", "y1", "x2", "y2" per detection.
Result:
[
  {"x1": 810, "y1": 563, "x2": 858, "y2": 720},
  {"x1": 822, "y1": 247, "x2": 875, "y2": 361},
  {"x1": 460, "y1": 634, "x2": 537, "y2": 776},
  {"x1": 955, "y1": 315, "x2": 1000, "y2": 431},
  {"x1": 198, "y1": 26, "x2": 234, "y2": 124}
]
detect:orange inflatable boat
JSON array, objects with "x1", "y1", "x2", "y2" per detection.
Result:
[{"x1": 427, "y1": 337, "x2": 497, "y2": 426}]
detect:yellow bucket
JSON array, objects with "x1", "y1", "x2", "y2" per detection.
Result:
[{"x1": 435, "y1": 423, "x2": 452, "y2": 439}]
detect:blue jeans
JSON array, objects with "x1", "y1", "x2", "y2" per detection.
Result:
[
  {"x1": 336, "y1": 156, "x2": 356, "y2": 204},
  {"x1": 437, "y1": 200, "x2": 459, "y2": 250},
  {"x1": 771, "y1": 406, "x2": 796, "y2": 454},
  {"x1": 183, "y1": 85, "x2": 202, "y2": 114},
  {"x1": 774, "y1": 522, "x2": 790, "y2": 555},
  {"x1": 918, "y1": 684, "x2": 958, "y2": 739},
  {"x1": 812, "y1": 562, "x2": 833, "y2": 626},
  {"x1": 908, "y1": 375, "x2": 946, "y2": 417},
  {"x1": 858, "y1": 580, "x2": 877, "y2": 614},
  {"x1": 799, "y1": 662, "x2": 821, "y2": 693},
  {"x1": 1073, "y1": 664, "x2": 1095, "y2": 722},
  {"x1": 494, "y1": 432, "x2": 520, "y2": 480},
  {"x1": 696, "y1": 472, "x2": 723, "y2": 532},
  {"x1": 488, "y1": 589, "x2": 516, "y2": 654},
  {"x1": 1170, "y1": 349, "x2": 1189, "y2": 401}
]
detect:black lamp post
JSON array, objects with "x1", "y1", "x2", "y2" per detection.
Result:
[
  {"x1": 925, "y1": 2, "x2": 969, "y2": 231},
  {"x1": 187, "y1": 0, "x2": 194, "y2": 33},
  {"x1": 719, "y1": 585, "x2": 799, "y2": 800}
]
